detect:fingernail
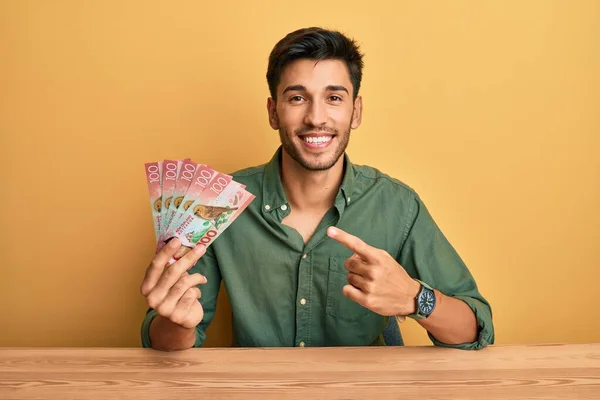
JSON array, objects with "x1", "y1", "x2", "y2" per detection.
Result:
[
  {"x1": 327, "y1": 227, "x2": 337, "y2": 237},
  {"x1": 195, "y1": 244, "x2": 206, "y2": 254},
  {"x1": 170, "y1": 237, "x2": 180, "y2": 247}
]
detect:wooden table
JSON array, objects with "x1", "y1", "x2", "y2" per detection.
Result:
[{"x1": 1, "y1": 344, "x2": 599, "y2": 399}]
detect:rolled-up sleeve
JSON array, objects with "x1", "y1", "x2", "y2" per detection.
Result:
[
  {"x1": 398, "y1": 191, "x2": 495, "y2": 350},
  {"x1": 140, "y1": 245, "x2": 223, "y2": 348}
]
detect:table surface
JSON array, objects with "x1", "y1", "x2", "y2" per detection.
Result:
[{"x1": 1, "y1": 344, "x2": 599, "y2": 399}]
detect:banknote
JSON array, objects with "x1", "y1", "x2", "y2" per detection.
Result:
[
  {"x1": 170, "y1": 171, "x2": 233, "y2": 228},
  {"x1": 145, "y1": 159, "x2": 255, "y2": 259},
  {"x1": 170, "y1": 180, "x2": 255, "y2": 261},
  {"x1": 159, "y1": 159, "x2": 182, "y2": 235},
  {"x1": 160, "y1": 159, "x2": 197, "y2": 242},
  {"x1": 161, "y1": 160, "x2": 199, "y2": 241},
  {"x1": 162, "y1": 165, "x2": 227, "y2": 241},
  {"x1": 187, "y1": 186, "x2": 255, "y2": 248},
  {"x1": 144, "y1": 161, "x2": 162, "y2": 241}
]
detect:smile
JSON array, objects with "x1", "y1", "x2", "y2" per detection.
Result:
[
  {"x1": 298, "y1": 134, "x2": 335, "y2": 149},
  {"x1": 302, "y1": 136, "x2": 332, "y2": 144}
]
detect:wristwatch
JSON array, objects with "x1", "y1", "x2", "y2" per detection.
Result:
[{"x1": 407, "y1": 280, "x2": 436, "y2": 320}]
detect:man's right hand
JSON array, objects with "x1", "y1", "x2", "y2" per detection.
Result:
[{"x1": 140, "y1": 238, "x2": 207, "y2": 329}]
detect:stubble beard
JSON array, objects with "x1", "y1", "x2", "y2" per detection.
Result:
[{"x1": 278, "y1": 121, "x2": 351, "y2": 172}]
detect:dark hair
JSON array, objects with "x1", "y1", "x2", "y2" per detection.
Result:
[{"x1": 266, "y1": 27, "x2": 364, "y2": 100}]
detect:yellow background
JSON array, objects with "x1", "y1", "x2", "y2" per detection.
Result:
[{"x1": 1, "y1": 0, "x2": 598, "y2": 347}]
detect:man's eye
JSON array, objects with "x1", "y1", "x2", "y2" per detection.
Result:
[
  {"x1": 290, "y1": 96, "x2": 304, "y2": 102},
  {"x1": 329, "y1": 95, "x2": 342, "y2": 102}
]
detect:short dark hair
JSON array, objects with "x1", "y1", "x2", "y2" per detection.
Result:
[{"x1": 266, "y1": 27, "x2": 364, "y2": 100}]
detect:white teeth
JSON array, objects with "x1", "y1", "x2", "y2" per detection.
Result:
[{"x1": 303, "y1": 136, "x2": 332, "y2": 144}]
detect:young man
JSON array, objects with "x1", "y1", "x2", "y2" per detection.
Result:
[{"x1": 140, "y1": 27, "x2": 494, "y2": 351}]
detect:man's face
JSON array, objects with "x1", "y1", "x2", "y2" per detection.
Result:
[{"x1": 267, "y1": 59, "x2": 362, "y2": 171}]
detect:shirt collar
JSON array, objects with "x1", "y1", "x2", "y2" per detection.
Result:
[{"x1": 262, "y1": 147, "x2": 356, "y2": 217}]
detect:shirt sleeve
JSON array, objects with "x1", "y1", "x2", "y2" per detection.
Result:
[
  {"x1": 397, "y1": 191, "x2": 495, "y2": 350},
  {"x1": 140, "y1": 245, "x2": 223, "y2": 348}
]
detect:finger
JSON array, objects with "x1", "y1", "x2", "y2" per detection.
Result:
[
  {"x1": 346, "y1": 271, "x2": 370, "y2": 292},
  {"x1": 141, "y1": 238, "x2": 183, "y2": 296},
  {"x1": 153, "y1": 273, "x2": 206, "y2": 317},
  {"x1": 146, "y1": 245, "x2": 206, "y2": 305},
  {"x1": 176, "y1": 287, "x2": 201, "y2": 312},
  {"x1": 327, "y1": 227, "x2": 375, "y2": 262},
  {"x1": 172, "y1": 245, "x2": 193, "y2": 261},
  {"x1": 342, "y1": 284, "x2": 370, "y2": 309},
  {"x1": 170, "y1": 287, "x2": 201, "y2": 328},
  {"x1": 345, "y1": 255, "x2": 370, "y2": 276},
  {"x1": 164, "y1": 238, "x2": 191, "y2": 267}
]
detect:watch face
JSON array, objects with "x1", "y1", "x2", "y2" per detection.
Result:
[{"x1": 418, "y1": 289, "x2": 436, "y2": 316}]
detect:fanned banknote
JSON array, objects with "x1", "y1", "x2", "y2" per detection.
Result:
[
  {"x1": 144, "y1": 159, "x2": 255, "y2": 258},
  {"x1": 143, "y1": 162, "x2": 163, "y2": 241},
  {"x1": 162, "y1": 159, "x2": 198, "y2": 238},
  {"x1": 159, "y1": 159, "x2": 182, "y2": 234}
]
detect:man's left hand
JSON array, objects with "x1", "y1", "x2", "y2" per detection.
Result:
[{"x1": 327, "y1": 226, "x2": 421, "y2": 317}]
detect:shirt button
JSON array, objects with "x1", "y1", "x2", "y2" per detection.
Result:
[
  {"x1": 300, "y1": 298, "x2": 307, "y2": 305},
  {"x1": 299, "y1": 341, "x2": 305, "y2": 347},
  {"x1": 347, "y1": 197, "x2": 351, "y2": 203},
  {"x1": 281, "y1": 204, "x2": 288, "y2": 211},
  {"x1": 302, "y1": 254, "x2": 307, "y2": 259},
  {"x1": 264, "y1": 204, "x2": 271, "y2": 211}
]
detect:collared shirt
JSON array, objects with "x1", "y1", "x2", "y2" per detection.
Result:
[{"x1": 141, "y1": 147, "x2": 494, "y2": 349}]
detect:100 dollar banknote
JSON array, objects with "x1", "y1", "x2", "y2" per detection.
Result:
[
  {"x1": 145, "y1": 158, "x2": 255, "y2": 260},
  {"x1": 168, "y1": 177, "x2": 254, "y2": 260},
  {"x1": 144, "y1": 161, "x2": 163, "y2": 241}
]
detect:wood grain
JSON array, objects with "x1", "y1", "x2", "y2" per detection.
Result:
[{"x1": 1, "y1": 344, "x2": 599, "y2": 399}]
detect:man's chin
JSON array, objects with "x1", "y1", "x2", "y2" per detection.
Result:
[
  {"x1": 293, "y1": 153, "x2": 339, "y2": 171},
  {"x1": 281, "y1": 139, "x2": 344, "y2": 172}
]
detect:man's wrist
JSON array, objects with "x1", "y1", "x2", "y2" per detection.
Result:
[{"x1": 402, "y1": 279, "x2": 422, "y2": 316}]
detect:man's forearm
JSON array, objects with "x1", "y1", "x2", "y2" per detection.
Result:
[
  {"x1": 418, "y1": 290, "x2": 478, "y2": 345},
  {"x1": 149, "y1": 315, "x2": 197, "y2": 351}
]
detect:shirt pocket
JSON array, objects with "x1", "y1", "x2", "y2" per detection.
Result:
[{"x1": 325, "y1": 256, "x2": 371, "y2": 321}]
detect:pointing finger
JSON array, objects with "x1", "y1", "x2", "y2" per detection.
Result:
[{"x1": 327, "y1": 227, "x2": 375, "y2": 262}]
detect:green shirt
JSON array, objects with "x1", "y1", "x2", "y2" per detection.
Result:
[{"x1": 141, "y1": 148, "x2": 494, "y2": 350}]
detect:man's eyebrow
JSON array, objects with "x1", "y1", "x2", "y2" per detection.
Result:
[
  {"x1": 281, "y1": 85, "x2": 350, "y2": 95},
  {"x1": 326, "y1": 85, "x2": 349, "y2": 94},
  {"x1": 282, "y1": 85, "x2": 306, "y2": 94}
]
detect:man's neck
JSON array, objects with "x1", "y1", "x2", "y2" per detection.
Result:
[{"x1": 280, "y1": 151, "x2": 344, "y2": 213}]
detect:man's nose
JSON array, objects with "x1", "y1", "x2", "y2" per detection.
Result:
[{"x1": 304, "y1": 101, "x2": 328, "y2": 128}]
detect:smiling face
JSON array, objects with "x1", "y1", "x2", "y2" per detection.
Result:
[{"x1": 267, "y1": 59, "x2": 362, "y2": 171}]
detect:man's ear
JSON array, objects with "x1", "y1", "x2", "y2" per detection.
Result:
[
  {"x1": 351, "y1": 95, "x2": 362, "y2": 130},
  {"x1": 267, "y1": 97, "x2": 279, "y2": 130}
]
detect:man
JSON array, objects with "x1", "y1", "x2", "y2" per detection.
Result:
[{"x1": 140, "y1": 27, "x2": 494, "y2": 351}]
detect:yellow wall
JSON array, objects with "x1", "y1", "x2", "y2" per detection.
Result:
[{"x1": 1, "y1": 0, "x2": 599, "y2": 347}]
